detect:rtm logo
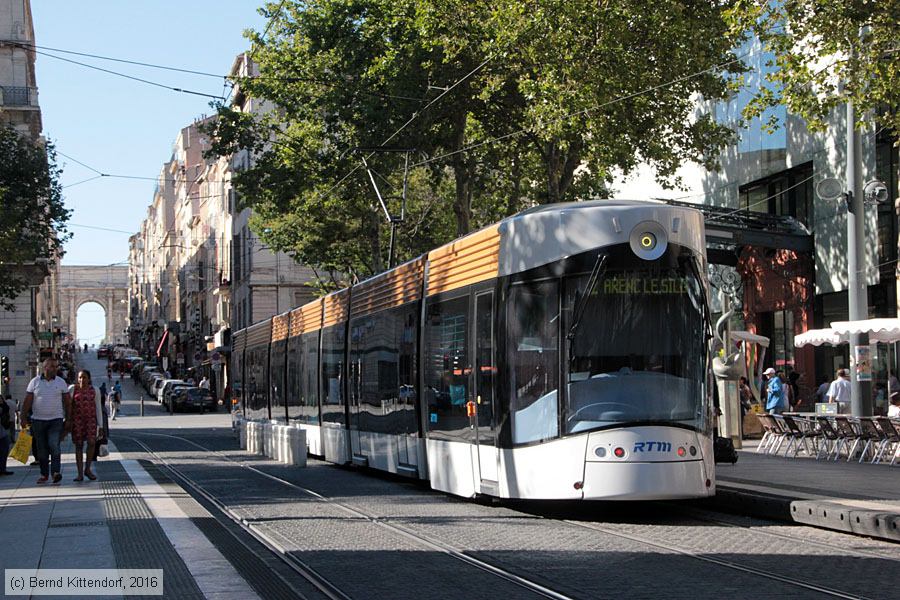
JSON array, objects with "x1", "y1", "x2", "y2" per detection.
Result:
[{"x1": 633, "y1": 441, "x2": 672, "y2": 453}]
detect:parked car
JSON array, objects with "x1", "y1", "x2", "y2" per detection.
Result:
[
  {"x1": 148, "y1": 374, "x2": 166, "y2": 397},
  {"x1": 97, "y1": 347, "x2": 109, "y2": 359},
  {"x1": 171, "y1": 387, "x2": 216, "y2": 413},
  {"x1": 162, "y1": 382, "x2": 191, "y2": 410}
]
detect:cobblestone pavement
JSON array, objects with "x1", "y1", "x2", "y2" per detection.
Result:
[{"x1": 107, "y1": 423, "x2": 900, "y2": 600}]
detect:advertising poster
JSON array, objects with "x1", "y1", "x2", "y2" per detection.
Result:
[{"x1": 855, "y1": 345, "x2": 872, "y2": 382}]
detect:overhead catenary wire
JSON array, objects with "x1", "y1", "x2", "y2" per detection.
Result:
[{"x1": 29, "y1": 46, "x2": 226, "y2": 100}]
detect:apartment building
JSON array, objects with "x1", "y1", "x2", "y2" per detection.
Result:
[
  {"x1": 0, "y1": 0, "x2": 59, "y2": 402},
  {"x1": 129, "y1": 53, "x2": 318, "y2": 395}
]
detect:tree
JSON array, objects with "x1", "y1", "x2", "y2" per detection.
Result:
[
  {"x1": 207, "y1": 0, "x2": 745, "y2": 279},
  {"x1": 726, "y1": 0, "x2": 900, "y2": 136},
  {"x1": 0, "y1": 126, "x2": 70, "y2": 310}
]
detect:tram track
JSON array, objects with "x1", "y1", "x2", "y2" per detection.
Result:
[
  {"x1": 558, "y1": 519, "x2": 871, "y2": 600},
  {"x1": 121, "y1": 431, "x2": 575, "y2": 600},
  {"x1": 668, "y1": 505, "x2": 900, "y2": 563},
  {"x1": 123, "y1": 430, "x2": 884, "y2": 600}
]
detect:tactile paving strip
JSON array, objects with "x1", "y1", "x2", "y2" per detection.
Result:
[
  {"x1": 140, "y1": 459, "x2": 325, "y2": 600},
  {"x1": 100, "y1": 461, "x2": 205, "y2": 600}
]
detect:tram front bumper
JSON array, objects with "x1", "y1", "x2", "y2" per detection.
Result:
[{"x1": 581, "y1": 459, "x2": 713, "y2": 500}]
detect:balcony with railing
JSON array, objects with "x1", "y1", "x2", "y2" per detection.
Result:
[{"x1": 0, "y1": 85, "x2": 39, "y2": 107}]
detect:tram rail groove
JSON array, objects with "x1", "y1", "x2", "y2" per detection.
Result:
[
  {"x1": 560, "y1": 519, "x2": 871, "y2": 600},
  {"x1": 126, "y1": 431, "x2": 576, "y2": 600},
  {"x1": 668, "y1": 505, "x2": 900, "y2": 563},
  {"x1": 124, "y1": 435, "x2": 350, "y2": 600}
]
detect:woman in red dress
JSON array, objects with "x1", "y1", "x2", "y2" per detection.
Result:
[{"x1": 69, "y1": 370, "x2": 102, "y2": 481}]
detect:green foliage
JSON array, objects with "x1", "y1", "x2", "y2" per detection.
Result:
[
  {"x1": 0, "y1": 126, "x2": 70, "y2": 311},
  {"x1": 726, "y1": 0, "x2": 900, "y2": 135},
  {"x1": 205, "y1": 0, "x2": 744, "y2": 279}
]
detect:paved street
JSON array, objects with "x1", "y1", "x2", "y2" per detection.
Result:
[{"x1": 63, "y1": 353, "x2": 897, "y2": 600}]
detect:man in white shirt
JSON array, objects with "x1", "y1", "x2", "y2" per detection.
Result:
[
  {"x1": 21, "y1": 358, "x2": 72, "y2": 484},
  {"x1": 199, "y1": 376, "x2": 210, "y2": 391},
  {"x1": 826, "y1": 368, "x2": 851, "y2": 404}
]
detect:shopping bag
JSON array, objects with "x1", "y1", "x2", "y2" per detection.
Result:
[
  {"x1": 10, "y1": 429, "x2": 32, "y2": 464},
  {"x1": 97, "y1": 444, "x2": 109, "y2": 458}
]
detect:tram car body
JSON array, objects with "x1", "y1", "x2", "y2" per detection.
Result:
[{"x1": 232, "y1": 200, "x2": 715, "y2": 500}]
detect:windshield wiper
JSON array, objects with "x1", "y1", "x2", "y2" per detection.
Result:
[
  {"x1": 567, "y1": 253, "x2": 608, "y2": 340},
  {"x1": 684, "y1": 255, "x2": 713, "y2": 340}
]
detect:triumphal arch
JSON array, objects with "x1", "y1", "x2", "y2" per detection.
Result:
[{"x1": 59, "y1": 266, "x2": 129, "y2": 345}]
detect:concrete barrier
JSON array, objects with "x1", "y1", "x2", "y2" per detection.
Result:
[
  {"x1": 286, "y1": 427, "x2": 307, "y2": 467},
  {"x1": 245, "y1": 421, "x2": 256, "y2": 454},
  {"x1": 273, "y1": 425, "x2": 285, "y2": 462}
]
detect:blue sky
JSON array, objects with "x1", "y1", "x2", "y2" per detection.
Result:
[{"x1": 31, "y1": 1, "x2": 267, "y2": 343}]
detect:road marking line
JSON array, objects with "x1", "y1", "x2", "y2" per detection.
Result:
[{"x1": 120, "y1": 459, "x2": 261, "y2": 600}]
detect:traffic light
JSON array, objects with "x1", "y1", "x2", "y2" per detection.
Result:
[{"x1": 0, "y1": 354, "x2": 9, "y2": 383}]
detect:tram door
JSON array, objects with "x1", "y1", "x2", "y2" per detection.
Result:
[{"x1": 473, "y1": 292, "x2": 499, "y2": 488}]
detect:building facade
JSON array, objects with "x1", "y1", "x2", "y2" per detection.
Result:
[
  {"x1": 128, "y1": 54, "x2": 318, "y2": 400},
  {"x1": 0, "y1": 0, "x2": 60, "y2": 402},
  {"x1": 614, "y1": 46, "x2": 899, "y2": 408}
]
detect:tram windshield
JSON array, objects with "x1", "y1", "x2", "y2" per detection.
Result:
[{"x1": 564, "y1": 254, "x2": 708, "y2": 434}]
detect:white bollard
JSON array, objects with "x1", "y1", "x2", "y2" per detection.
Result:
[
  {"x1": 278, "y1": 425, "x2": 288, "y2": 463},
  {"x1": 245, "y1": 422, "x2": 255, "y2": 454},
  {"x1": 287, "y1": 427, "x2": 307, "y2": 467},
  {"x1": 239, "y1": 419, "x2": 247, "y2": 450},
  {"x1": 255, "y1": 422, "x2": 264, "y2": 456},
  {"x1": 273, "y1": 425, "x2": 284, "y2": 462}
]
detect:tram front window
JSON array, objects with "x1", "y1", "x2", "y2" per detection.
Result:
[{"x1": 564, "y1": 261, "x2": 707, "y2": 433}]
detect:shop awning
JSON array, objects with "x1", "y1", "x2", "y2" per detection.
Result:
[
  {"x1": 155, "y1": 329, "x2": 169, "y2": 357},
  {"x1": 794, "y1": 328, "x2": 845, "y2": 347},
  {"x1": 830, "y1": 318, "x2": 900, "y2": 343}
]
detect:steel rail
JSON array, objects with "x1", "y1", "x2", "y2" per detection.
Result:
[
  {"x1": 670, "y1": 505, "x2": 900, "y2": 563},
  {"x1": 126, "y1": 431, "x2": 575, "y2": 600},
  {"x1": 123, "y1": 434, "x2": 350, "y2": 600},
  {"x1": 561, "y1": 518, "x2": 872, "y2": 600}
]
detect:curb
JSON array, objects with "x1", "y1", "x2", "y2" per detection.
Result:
[{"x1": 705, "y1": 485, "x2": 900, "y2": 543}]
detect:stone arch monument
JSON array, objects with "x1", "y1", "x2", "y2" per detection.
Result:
[{"x1": 59, "y1": 266, "x2": 129, "y2": 345}]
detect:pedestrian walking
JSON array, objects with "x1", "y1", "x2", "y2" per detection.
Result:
[
  {"x1": 827, "y1": 369, "x2": 851, "y2": 404},
  {"x1": 764, "y1": 367, "x2": 785, "y2": 415},
  {"x1": 199, "y1": 375, "x2": 210, "y2": 391},
  {"x1": 4, "y1": 395, "x2": 16, "y2": 443},
  {"x1": 0, "y1": 398, "x2": 14, "y2": 475},
  {"x1": 112, "y1": 381, "x2": 122, "y2": 420},
  {"x1": 68, "y1": 370, "x2": 102, "y2": 482},
  {"x1": 21, "y1": 358, "x2": 72, "y2": 484}
]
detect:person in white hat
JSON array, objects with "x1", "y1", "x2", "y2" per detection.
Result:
[
  {"x1": 826, "y1": 369, "x2": 851, "y2": 404},
  {"x1": 888, "y1": 391, "x2": 900, "y2": 418},
  {"x1": 763, "y1": 367, "x2": 785, "y2": 415}
]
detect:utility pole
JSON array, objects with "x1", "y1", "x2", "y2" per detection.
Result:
[{"x1": 846, "y1": 82, "x2": 873, "y2": 417}]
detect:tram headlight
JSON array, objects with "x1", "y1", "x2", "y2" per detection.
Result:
[
  {"x1": 629, "y1": 221, "x2": 668, "y2": 261},
  {"x1": 639, "y1": 232, "x2": 657, "y2": 250},
  {"x1": 613, "y1": 447, "x2": 626, "y2": 458},
  {"x1": 677, "y1": 446, "x2": 686, "y2": 457}
]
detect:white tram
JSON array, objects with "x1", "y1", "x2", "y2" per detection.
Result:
[{"x1": 232, "y1": 200, "x2": 716, "y2": 500}]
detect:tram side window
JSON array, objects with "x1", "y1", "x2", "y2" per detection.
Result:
[
  {"x1": 270, "y1": 339, "x2": 286, "y2": 418},
  {"x1": 286, "y1": 336, "x2": 302, "y2": 421},
  {"x1": 302, "y1": 331, "x2": 320, "y2": 423},
  {"x1": 424, "y1": 295, "x2": 471, "y2": 440},
  {"x1": 321, "y1": 325, "x2": 346, "y2": 425},
  {"x1": 508, "y1": 281, "x2": 559, "y2": 444},
  {"x1": 246, "y1": 345, "x2": 269, "y2": 420}
]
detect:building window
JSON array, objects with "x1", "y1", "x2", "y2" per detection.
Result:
[{"x1": 740, "y1": 163, "x2": 814, "y2": 226}]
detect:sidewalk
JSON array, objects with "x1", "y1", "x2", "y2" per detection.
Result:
[
  {"x1": 707, "y1": 439, "x2": 900, "y2": 542},
  {"x1": 0, "y1": 356, "x2": 259, "y2": 599}
]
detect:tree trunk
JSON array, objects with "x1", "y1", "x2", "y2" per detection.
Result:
[
  {"x1": 545, "y1": 138, "x2": 583, "y2": 203},
  {"x1": 451, "y1": 110, "x2": 472, "y2": 236}
]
